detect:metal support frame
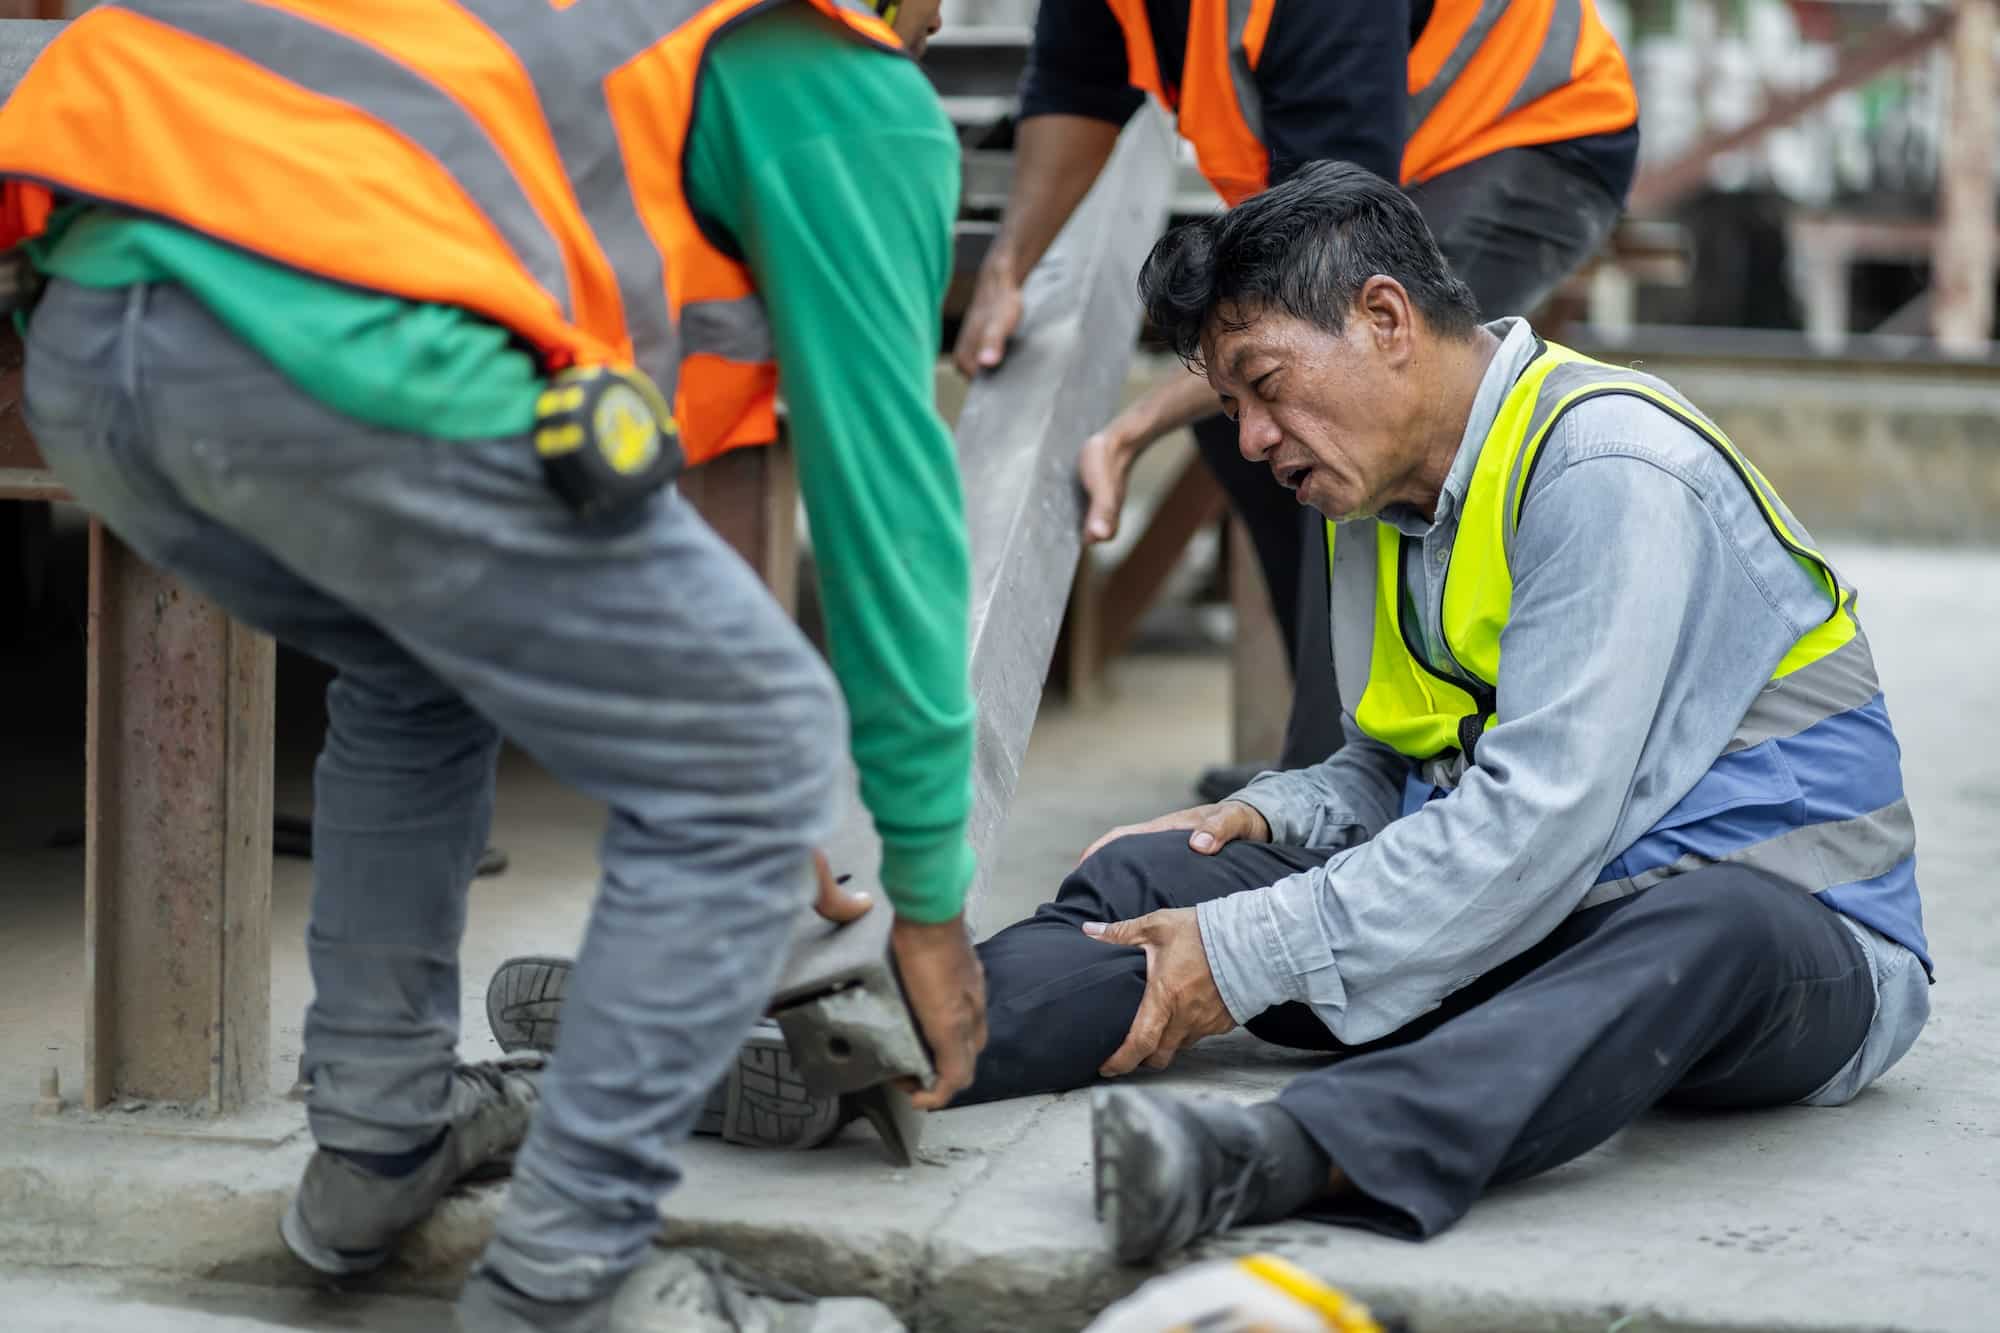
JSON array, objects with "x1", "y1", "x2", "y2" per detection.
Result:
[
  {"x1": 83, "y1": 522, "x2": 276, "y2": 1111},
  {"x1": 769, "y1": 109, "x2": 1175, "y2": 1155}
]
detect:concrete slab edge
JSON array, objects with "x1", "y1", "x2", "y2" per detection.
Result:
[{"x1": 0, "y1": 1152, "x2": 1938, "y2": 1333}]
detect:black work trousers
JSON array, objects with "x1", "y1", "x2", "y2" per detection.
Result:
[
  {"x1": 959, "y1": 833, "x2": 1875, "y2": 1238},
  {"x1": 1204, "y1": 145, "x2": 1626, "y2": 767}
]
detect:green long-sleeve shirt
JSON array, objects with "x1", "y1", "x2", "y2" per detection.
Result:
[{"x1": 32, "y1": 7, "x2": 975, "y2": 921}]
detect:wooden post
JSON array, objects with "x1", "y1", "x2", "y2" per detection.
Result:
[
  {"x1": 678, "y1": 439, "x2": 800, "y2": 612},
  {"x1": 84, "y1": 522, "x2": 276, "y2": 1112},
  {"x1": 1935, "y1": 0, "x2": 1997, "y2": 355},
  {"x1": 1228, "y1": 516, "x2": 1289, "y2": 764}
]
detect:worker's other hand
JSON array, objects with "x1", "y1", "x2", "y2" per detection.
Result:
[
  {"x1": 811, "y1": 851, "x2": 874, "y2": 925},
  {"x1": 1084, "y1": 908, "x2": 1236, "y2": 1075},
  {"x1": 891, "y1": 914, "x2": 989, "y2": 1110},
  {"x1": 1078, "y1": 422, "x2": 1138, "y2": 544},
  {"x1": 1076, "y1": 800, "x2": 1271, "y2": 868},
  {"x1": 953, "y1": 265, "x2": 1023, "y2": 376}
]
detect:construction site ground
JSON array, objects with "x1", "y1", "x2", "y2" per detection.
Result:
[{"x1": 0, "y1": 521, "x2": 1994, "y2": 1331}]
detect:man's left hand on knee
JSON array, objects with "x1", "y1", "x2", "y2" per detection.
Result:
[{"x1": 1083, "y1": 908, "x2": 1236, "y2": 1075}]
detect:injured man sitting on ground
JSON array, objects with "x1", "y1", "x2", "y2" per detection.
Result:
[{"x1": 487, "y1": 159, "x2": 1931, "y2": 1265}]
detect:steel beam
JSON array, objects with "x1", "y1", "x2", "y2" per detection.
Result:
[
  {"x1": 83, "y1": 521, "x2": 276, "y2": 1112},
  {"x1": 769, "y1": 108, "x2": 1176, "y2": 1148}
]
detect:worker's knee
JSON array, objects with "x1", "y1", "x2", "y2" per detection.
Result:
[{"x1": 1049, "y1": 831, "x2": 1204, "y2": 925}]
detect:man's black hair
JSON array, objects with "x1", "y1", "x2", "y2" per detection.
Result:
[{"x1": 1139, "y1": 160, "x2": 1481, "y2": 368}]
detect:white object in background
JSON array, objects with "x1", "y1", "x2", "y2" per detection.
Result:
[{"x1": 1082, "y1": 1255, "x2": 1385, "y2": 1333}]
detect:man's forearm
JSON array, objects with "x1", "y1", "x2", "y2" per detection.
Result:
[
  {"x1": 1129, "y1": 364, "x2": 1223, "y2": 439},
  {"x1": 984, "y1": 114, "x2": 1122, "y2": 284},
  {"x1": 1231, "y1": 730, "x2": 1409, "y2": 849}
]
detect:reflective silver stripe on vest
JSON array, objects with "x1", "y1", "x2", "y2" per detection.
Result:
[
  {"x1": 680, "y1": 295, "x2": 776, "y2": 364},
  {"x1": 1729, "y1": 631, "x2": 1880, "y2": 753},
  {"x1": 1408, "y1": 0, "x2": 1583, "y2": 138},
  {"x1": 1407, "y1": 0, "x2": 1509, "y2": 132},
  {"x1": 1225, "y1": 0, "x2": 1265, "y2": 143},
  {"x1": 457, "y1": 0, "x2": 689, "y2": 394},
  {"x1": 1501, "y1": 358, "x2": 1727, "y2": 552},
  {"x1": 1500, "y1": 0, "x2": 1582, "y2": 118},
  {"x1": 114, "y1": 0, "x2": 573, "y2": 318},
  {"x1": 1580, "y1": 797, "x2": 1915, "y2": 910}
]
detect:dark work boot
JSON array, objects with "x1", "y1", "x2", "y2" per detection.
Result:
[
  {"x1": 1091, "y1": 1086, "x2": 1331, "y2": 1265},
  {"x1": 281, "y1": 1057, "x2": 543, "y2": 1276}
]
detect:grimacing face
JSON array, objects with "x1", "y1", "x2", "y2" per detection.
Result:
[{"x1": 1203, "y1": 287, "x2": 1427, "y2": 524}]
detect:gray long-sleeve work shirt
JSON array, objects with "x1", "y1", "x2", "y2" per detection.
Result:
[{"x1": 1197, "y1": 319, "x2": 1926, "y2": 1098}]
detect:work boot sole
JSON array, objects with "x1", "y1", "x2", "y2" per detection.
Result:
[
  {"x1": 485, "y1": 956, "x2": 842, "y2": 1149},
  {"x1": 1092, "y1": 1086, "x2": 1194, "y2": 1265}
]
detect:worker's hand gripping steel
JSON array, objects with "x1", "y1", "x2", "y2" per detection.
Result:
[
  {"x1": 769, "y1": 902, "x2": 932, "y2": 1167},
  {"x1": 534, "y1": 365, "x2": 683, "y2": 518}
]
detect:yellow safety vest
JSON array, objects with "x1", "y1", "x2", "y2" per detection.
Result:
[
  {"x1": 1330, "y1": 341, "x2": 1856, "y2": 771},
  {"x1": 1322, "y1": 340, "x2": 1927, "y2": 972}
]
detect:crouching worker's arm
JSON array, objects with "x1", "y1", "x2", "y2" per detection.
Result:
[{"x1": 691, "y1": 10, "x2": 985, "y2": 1105}]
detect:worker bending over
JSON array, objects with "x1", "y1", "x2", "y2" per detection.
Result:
[
  {"x1": 960, "y1": 163, "x2": 1931, "y2": 1260},
  {"x1": 0, "y1": 1, "x2": 984, "y2": 1328},
  {"x1": 956, "y1": 0, "x2": 1640, "y2": 797}
]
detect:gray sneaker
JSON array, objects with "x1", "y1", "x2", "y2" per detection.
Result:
[
  {"x1": 485, "y1": 956, "x2": 844, "y2": 1150},
  {"x1": 281, "y1": 1057, "x2": 543, "y2": 1276},
  {"x1": 455, "y1": 1267, "x2": 615, "y2": 1333}
]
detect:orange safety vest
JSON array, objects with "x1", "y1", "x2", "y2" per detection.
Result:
[
  {"x1": 1101, "y1": 0, "x2": 1638, "y2": 205},
  {"x1": 0, "y1": 0, "x2": 904, "y2": 465}
]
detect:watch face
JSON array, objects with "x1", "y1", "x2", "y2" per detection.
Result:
[{"x1": 593, "y1": 381, "x2": 660, "y2": 476}]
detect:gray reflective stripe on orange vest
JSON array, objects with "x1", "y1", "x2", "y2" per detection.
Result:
[
  {"x1": 1407, "y1": 0, "x2": 1585, "y2": 139},
  {"x1": 1225, "y1": 0, "x2": 1265, "y2": 144},
  {"x1": 1406, "y1": 0, "x2": 1509, "y2": 133},
  {"x1": 457, "y1": 0, "x2": 686, "y2": 396},
  {"x1": 681, "y1": 295, "x2": 775, "y2": 364},
  {"x1": 1580, "y1": 797, "x2": 1915, "y2": 910},
  {"x1": 1728, "y1": 631, "x2": 1881, "y2": 754},
  {"x1": 1500, "y1": 0, "x2": 1583, "y2": 117},
  {"x1": 113, "y1": 0, "x2": 574, "y2": 320}
]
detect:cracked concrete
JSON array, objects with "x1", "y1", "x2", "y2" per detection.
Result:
[{"x1": 1, "y1": 542, "x2": 1996, "y2": 1331}]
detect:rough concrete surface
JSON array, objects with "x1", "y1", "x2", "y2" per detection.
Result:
[{"x1": 0, "y1": 544, "x2": 1995, "y2": 1332}]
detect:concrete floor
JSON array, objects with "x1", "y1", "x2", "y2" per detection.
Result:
[{"x1": 0, "y1": 541, "x2": 1996, "y2": 1330}]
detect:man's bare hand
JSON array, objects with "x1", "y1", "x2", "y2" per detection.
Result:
[
  {"x1": 891, "y1": 914, "x2": 988, "y2": 1110},
  {"x1": 1079, "y1": 424, "x2": 1137, "y2": 544},
  {"x1": 1077, "y1": 800, "x2": 1271, "y2": 867},
  {"x1": 952, "y1": 266, "x2": 1023, "y2": 376},
  {"x1": 811, "y1": 851, "x2": 874, "y2": 925},
  {"x1": 1083, "y1": 908, "x2": 1236, "y2": 1075}
]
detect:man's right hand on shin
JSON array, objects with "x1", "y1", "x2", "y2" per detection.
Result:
[{"x1": 891, "y1": 912, "x2": 988, "y2": 1110}]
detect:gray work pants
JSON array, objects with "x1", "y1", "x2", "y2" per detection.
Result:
[{"x1": 22, "y1": 279, "x2": 844, "y2": 1299}]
